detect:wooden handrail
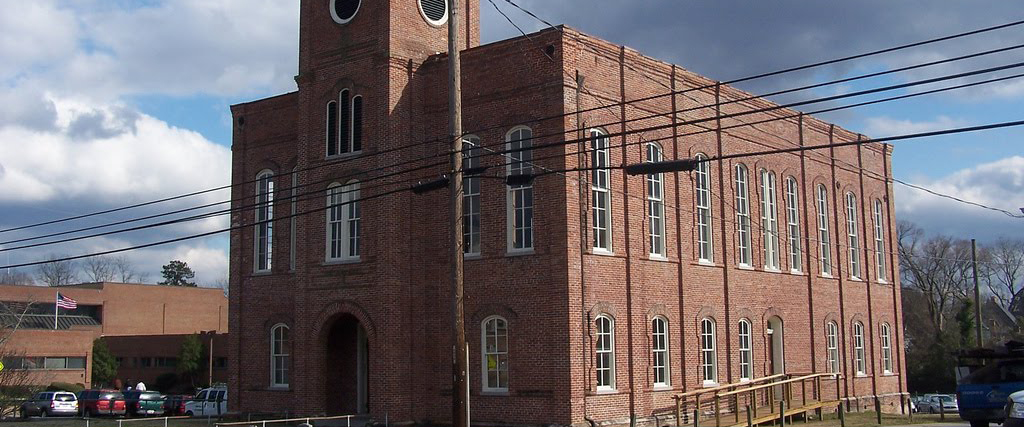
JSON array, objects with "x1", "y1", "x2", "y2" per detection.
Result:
[
  {"x1": 673, "y1": 374, "x2": 787, "y2": 400},
  {"x1": 716, "y1": 373, "x2": 838, "y2": 398},
  {"x1": 216, "y1": 415, "x2": 355, "y2": 427}
]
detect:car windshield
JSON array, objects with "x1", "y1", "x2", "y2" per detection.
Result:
[{"x1": 938, "y1": 396, "x2": 954, "y2": 403}]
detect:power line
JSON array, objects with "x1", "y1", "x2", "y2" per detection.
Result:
[{"x1": 7, "y1": 17, "x2": 1022, "y2": 235}]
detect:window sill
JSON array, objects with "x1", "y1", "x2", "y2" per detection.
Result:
[
  {"x1": 763, "y1": 267, "x2": 783, "y2": 274},
  {"x1": 789, "y1": 269, "x2": 804, "y2": 275},
  {"x1": 591, "y1": 249, "x2": 616, "y2": 257},
  {"x1": 324, "y1": 258, "x2": 361, "y2": 266},
  {"x1": 267, "y1": 386, "x2": 291, "y2": 392},
  {"x1": 480, "y1": 390, "x2": 509, "y2": 396},
  {"x1": 697, "y1": 260, "x2": 716, "y2": 267},
  {"x1": 818, "y1": 273, "x2": 835, "y2": 280},
  {"x1": 648, "y1": 255, "x2": 671, "y2": 262},
  {"x1": 855, "y1": 373, "x2": 869, "y2": 378},
  {"x1": 506, "y1": 249, "x2": 535, "y2": 257},
  {"x1": 464, "y1": 253, "x2": 482, "y2": 261},
  {"x1": 702, "y1": 381, "x2": 720, "y2": 388},
  {"x1": 326, "y1": 151, "x2": 363, "y2": 161},
  {"x1": 737, "y1": 264, "x2": 754, "y2": 270},
  {"x1": 876, "y1": 279, "x2": 889, "y2": 285},
  {"x1": 849, "y1": 277, "x2": 864, "y2": 282},
  {"x1": 651, "y1": 385, "x2": 674, "y2": 392},
  {"x1": 591, "y1": 388, "x2": 620, "y2": 396}
]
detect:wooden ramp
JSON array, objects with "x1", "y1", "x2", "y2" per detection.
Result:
[{"x1": 672, "y1": 373, "x2": 845, "y2": 427}]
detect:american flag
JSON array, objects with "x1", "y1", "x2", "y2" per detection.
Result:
[{"x1": 56, "y1": 293, "x2": 77, "y2": 310}]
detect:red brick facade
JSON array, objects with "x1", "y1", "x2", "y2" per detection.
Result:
[{"x1": 228, "y1": 1, "x2": 905, "y2": 425}]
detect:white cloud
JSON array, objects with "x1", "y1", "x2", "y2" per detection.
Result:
[
  {"x1": 0, "y1": 1, "x2": 78, "y2": 81},
  {"x1": 896, "y1": 155, "x2": 1024, "y2": 241},
  {"x1": 863, "y1": 115, "x2": 968, "y2": 137}
]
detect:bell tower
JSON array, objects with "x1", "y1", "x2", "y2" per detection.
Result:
[{"x1": 298, "y1": 0, "x2": 480, "y2": 75}]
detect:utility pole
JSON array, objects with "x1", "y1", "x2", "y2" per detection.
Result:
[
  {"x1": 972, "y1": 238, "x2": 982, "y2": 348},
  {"x1": 447, "y1": 1, "x2": 469, "y2": 427}
]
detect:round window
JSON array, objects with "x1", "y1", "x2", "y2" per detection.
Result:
[
  {"x1": 418, "y1": 0, "x2": 448, "y2": 26},
  {"x1": 330, "y1": 0, "x2": 361, "y2": 24}
]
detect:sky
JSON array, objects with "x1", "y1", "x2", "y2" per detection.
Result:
[{"x1": 0, "y1": 1, "x2": 1022, "y2": 286}]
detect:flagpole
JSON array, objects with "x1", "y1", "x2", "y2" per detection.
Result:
[{"x1": 54, "y1": 292, "x2": 59, "y2": 330}]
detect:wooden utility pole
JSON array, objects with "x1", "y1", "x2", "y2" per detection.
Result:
[
  {"x1": 447, "y1": 1, "x2": 469, "y2": 427},
  {"x1": 972, "y1": 238, "x2": 982, "y2": 348}
]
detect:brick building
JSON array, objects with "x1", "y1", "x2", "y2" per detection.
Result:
[
  {"x1": 0, "y1": 282, "x2": 227, "y2": 388},
  {"x1": 228, "y1": 0, "x2": 905, "y2": 425}
]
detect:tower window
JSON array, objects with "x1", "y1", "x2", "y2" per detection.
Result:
[
  {"x1": 330, "y1": 0, "x2": 361, "y2": 24},
  {"x1": 418, "y1": 0, "x2": 449, "y2": 26}
]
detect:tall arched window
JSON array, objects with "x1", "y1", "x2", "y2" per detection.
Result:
[
  {"x1": 255, "y1": 170, "x2": 274, "y2": 272},
  {"x1": 846, "y1": 192, "x2": 861, "y2": 279},
  {"x1": 270, "y1": 324, "x2": 290, "y2": 388},
  {"x1": 853, "y1": 322, "x2": 866, "y2": 375},
  {"x1": 873, "y1": 200, "x2": 887, "y2": 281},
  {"x1": 651, "y1": 316, "x2": 669, "y2": 387},
  {"x1": 816, "y1": 185, "x2": 832, "y2": 276},
  {"x1": 880, "y1": 323, "x2": 893, "y2": 374},
  {"x1": 595, "y1": 315, "x2": 615, "y2": 390},
  {"x1": 825, "y1": 321, "x2": 839, "y2": 374},
  {"x1": 760, "y1": 170, "x2": 779, "y2": 270},
  {"x1": 327, "y1": 181, "x2": 360, "y2": 261},
  {"x1": 350, "y1": 95, "x2": 363, "y2": 153},
  {"x1": 785, "y1": 177, "x2": 802, "y2": 271},
  {"x1": 738, "y1": 319, "x2": 752, "y2": 381},
  {"x1": 338, "y1": 89, "x2": 350, "y2": 154},
  {"x1": 591, "y1": 129, "x2": 612, "y2": 252},
  {"x1": 700, "y1": 317, "x2": 717, "y2": 385},
  {"x1": 482, "y1": 316, "x2": 508, "y2": 392},
  {"x1": 506, "y1": 127, "x2": 534, "y2": 252},
  {"x1": 463, "y1": 136, "x2": 481, "y2": 255},
  {"x1": 326, "y1": 101, "x2": 339, "y2": 156},
  {"x1": 735, "y1": 164, "x2": 752, "y2": 266},
  {"x1": 695, "y1": 154, "x2": 713, "y2": 262},
  {"x1": 647, "y1": 143, "x2": 666, "y2": 258}
]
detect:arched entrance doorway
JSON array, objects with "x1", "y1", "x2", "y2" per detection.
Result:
[{"x1": 324, "y1": 313, "x2": 369, "y2": 415}]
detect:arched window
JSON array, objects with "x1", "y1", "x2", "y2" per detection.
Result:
[
  {"x1": 694, "y1": 154, "x2": 713, "y2": 262},
  {"x1": 738, "y1": 319, "x2": 753, "y2": 381},
  {"x1": 880, "y1": 323, "x2": 893, "y2": 374},
  {"x1": 350, "y1": 95, "x2": 363, "y2": 152},
  {"x1": 339, "y1": 89, "x2": 350, "y2": 153},
  {"x1": 816, "y1": 185, "x2": 832, "y2": 276},
  {"x1": 482, "y1": 316, "x2": 508, "y2": 391},
  {"x1": 326, "y1": 101, "x2": 339, "y2": 156},
  {"x1": 463, "y1": 136, "x2": 481, "y2": 255},
  {"x1": 873, "y1": 200, "x2": 887, "y2": 281},
  {"x1": 846, "y1": 192, "x2": 861, "y2": 279},
  {"x1": 760, "y1": 169, "x2": 779, "y2": 270},
  {"x1": 327, "y1": 181, "x2": 360, "y2": 261},
  {"x1": 651, "y1": 316, "x2": 669, "y2": 387},
  {"x1": 595, "y1": 315, "x2": 615, "y2": 390},
  {"x1": 853, "y1": 322, "x2": 866, "y2": 375},
  {"x1": 255, "y1": 170, "x2": 274, "y2": 272},
  {"x1": 506, "y1": 127, "x2": 534, "y2": 252},
  {"x1": 785, "y1": 177, "x2": 802, "y2": 271},
  {"x1": 825, "y1": 321, "x2": 839, "y2": 374},
  {"x1": 734, "y1": 164, "x2": 752, "y2": 266},
  {"x1": 647, "y1": 143, "x2": 666, "y2": 258},
  {"x1": 270, "y1": 324, "x2": 290, "y2": 388},
  {"x1": 700, "y1": 318, "x2": 717, "y2": 385},
  {"x1": 591, "y1": 129, "x2": 612, "y2": 252}
]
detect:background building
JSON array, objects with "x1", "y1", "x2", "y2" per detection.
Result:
[
  {"x1": 0, "y1": 282, "x2": 228, "y2": 388},
  {"x1": 228, "y1": 0, "x2": 905, "y2": 425}
]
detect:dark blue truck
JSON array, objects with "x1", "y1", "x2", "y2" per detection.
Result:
[{"x1": 957, "y1": 345, "x2": 1024, "y2": 427}]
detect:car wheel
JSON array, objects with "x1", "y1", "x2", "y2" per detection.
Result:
[
  {"x1": 186, "y1": 411, "x2": 194, "y2": 417},
  {"x1": 40, "y1": 409, "x2": 48, "y2": 418},
  {"x1": 20, "y1": 409, "x2": 28, "y2": 419},
  {"x1": 969, "y1": 421, "x2": 988, "y2": 427}
]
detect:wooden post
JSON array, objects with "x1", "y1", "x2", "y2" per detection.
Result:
[
  {"x1": 447, "y1": 0, "x2": 468, "y2": 426},
  {"x1": 779, "y1": 400, "x2": 786, "y2": 427},
  {"x1": 769, "y1": 387, "x2": 775, "y2": 413},
  {"x1": 875, "y1": 397, "x2": 882, "y2": 425},
  {"x1": 715, "y1": 395, "x2": 722, "y2": 427},
  {"x1": 735, "y1": 394, "x2": 741, "y2": 423},
  {"x1": 746, "y1": 404, "x2": 753, "y2": 427},
  {"x1": 838, "y1": 404, "x2": 846, "y2": 427},
  {"x1": 939, "y1": 400, "x2": 945, "y2": 420},
  {"x1": 801, "y1": 380, "x2": 807, "y2": 406},
  {"x1": 694, "y1": 409, "x2": 700, "y2": 427},
  {"x1": 676, "y1": 397, "x2": 682, "y2": 427},
  {"x1": 815, "y1": 376, "x2": 822, "y2": 401},
  {"x1": 752, "y1": 390, "x2": 759, "y2": 419}
]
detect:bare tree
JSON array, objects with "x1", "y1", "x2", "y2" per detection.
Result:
[
  {"x1": 35, "y1": 254, "x2": 77, "y2": 287},
  {"x1": 0, "y1": 301, "x2": 42, "y2": 417},
  {"x1": 111, "y1": 255, "x2": 147, "y2": 283},
  {"x1": 0, "y1": 268, "x2": 34, "y2": 285},
  {"x1": 983, "y1": 238, "x2": 1024, "y2": 314},
  {"x1": 82, "y1": 256, "x2": 117, "y2": 283},
  {"x1": 897, "y1": 221, "x2": 974, "y2": 332}
]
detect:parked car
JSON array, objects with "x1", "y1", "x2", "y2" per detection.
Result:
[
  {"x1": 78, "y1": 389, "x2": 126, "y2": 417},
  {"x1": 163, "y1": 395, "x2": 191, "y2": 416},
  {"x1": 124, "y1": 391, "x2": 165, "y2": 417},
  {"x1": 19, "y1": 391, "x2": 78, "y2": 418},
  {"x1": 1005, "y1": 390, "x2": 1024, "y2": 427},
  {"x1": 184, "y1": 387, "x2": 227, "y2": 417},
  {"x1": 921, "y1": 394, "x2": 959, "y2": 414}
]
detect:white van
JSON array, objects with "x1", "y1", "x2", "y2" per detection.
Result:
[{"x1": 184, "y1": 387, "x2": 227, "y2": 416}]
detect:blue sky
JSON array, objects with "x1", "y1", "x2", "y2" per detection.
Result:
[{"x1": 0, "y1": 1, "x2": 1022, "y2": 285}]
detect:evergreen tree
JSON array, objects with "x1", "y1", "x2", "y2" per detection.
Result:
[
  {"x1": 91, "y1": 339, "x2": 119, "y2": 387},
  {"x1": 159, "y1": 260, "x2": 197, "y2": 287},
  {"x1": 178, "y1": 334, "x2": 205, "y2": 387}
]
